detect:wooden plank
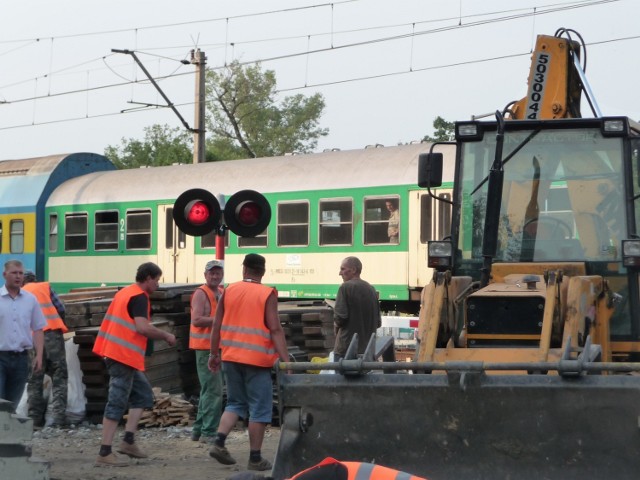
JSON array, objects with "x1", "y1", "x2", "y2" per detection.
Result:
[
  {"x1": 302, "y1": 325, "x2": 335, "y2": 337},
  {"x1": 305, "y1": 338, "x2": 334, "y2": 349}
]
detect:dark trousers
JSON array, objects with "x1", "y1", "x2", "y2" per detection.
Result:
[{"x1": 0, "y1": 350, "x2": 30, "y2": 411}]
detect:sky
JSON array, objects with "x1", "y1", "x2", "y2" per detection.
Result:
[{"x1": 1, "y1": 0, "x2": 639, "y2": 161}]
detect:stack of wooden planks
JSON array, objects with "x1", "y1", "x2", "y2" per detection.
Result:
[{"x1": 133, "y1": 388, "x2": 195, "y2": 428}]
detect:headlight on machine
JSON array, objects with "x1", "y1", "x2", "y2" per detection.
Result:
[
  {"x1": 623, "y1": 240, "x2": 640, "y2": 267},
  {"x1": 428, "y1": 240, "x2": 453, "y2": 270}
]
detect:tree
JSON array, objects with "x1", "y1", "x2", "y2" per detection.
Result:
[
  {"x1": 105, "y1": 124, "x2": 193, "y2": 169},
  {"x1": 206, "y1": 60, "x2": 328, "y2": 159},
  {"x1": 423, "y1": 116, "x2": 455, "y2": 142},
  {"x1": 105, "y1": 61, "x2": 328, "y2": 167}
]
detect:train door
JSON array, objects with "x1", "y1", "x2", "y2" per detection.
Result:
[
  {"x1": 408, "y1": 189, "x2": 453, "y2": 289},
  {"x1": 157, "y1": 204, "x2": 196, "y2": 283}
]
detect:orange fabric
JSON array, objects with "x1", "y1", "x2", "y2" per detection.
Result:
[
  {"x1": 289, "y1": 458, "x2": 427, "y2": 480},
  {"x1": 189, "y1": 285, "x2": 221, "y2": 350},
  {"x1": 92, "y1": 284, "x2": 150, "y2": 371},
  {"x1": 22, "y1": 282, "x2": 68, "y2": 333},
  {"x1": 220, "y1": 281, "x2": 277, "y2": 368},
  {"x1": 343, "y1": 461, "x2": 426, "y2": 480}
]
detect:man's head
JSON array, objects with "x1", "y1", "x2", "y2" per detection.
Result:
[
  {"x1": 243, "y1": 253, "x2": 266, "y2": 276},
  {"x1": 339, "y1": 256, "x2": 362, "y2": 282},
  {"x1": 136, "y1": 262, "x2": 163, "y2": 294},
  {"x1": 204, "y1": 259, "x2": 224, "y2": 288},
  {"x1": 23, "y1": 270, "x2": 37, "y2": 285},
  {"x1": 386, "y1": 199, "x2": 398, "y2": 212},
  {"x1": 3, "y1": 260, "x2": 25, "y2": 293}
]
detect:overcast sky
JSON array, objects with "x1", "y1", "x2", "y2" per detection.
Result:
[{"x1": 1, "y1": 0, "x2": 638, "y2": 161}]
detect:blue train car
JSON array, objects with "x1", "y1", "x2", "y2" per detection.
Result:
[{"x1": 0, "y1": 153, "x2": 116, "y2": 277}]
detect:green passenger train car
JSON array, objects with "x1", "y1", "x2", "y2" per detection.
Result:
[{"x1": 44, "y1": 143, "x2": 455, "y2": 312}]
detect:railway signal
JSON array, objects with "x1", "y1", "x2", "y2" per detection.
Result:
[{"x1": 173, "y1": 188, "x2": 271, "y2": 237}]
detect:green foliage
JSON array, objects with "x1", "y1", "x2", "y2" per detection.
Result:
[
  {"x1": 423, "y1": 116, "x2": 455, "y2": 142},
  {"x1": 105, "y1": 61, "x2": 328, "y2": 167},
  {"x1": 206, "y1": 60, "x2": 328, "y2": 158},
  {"x1": 104, "y1": 124, "x2": 193, "y2": 169}
]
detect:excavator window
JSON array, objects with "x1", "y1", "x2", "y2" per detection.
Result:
[{"x1": 458, "y1": 127, "x2": 626, "y2": 263}]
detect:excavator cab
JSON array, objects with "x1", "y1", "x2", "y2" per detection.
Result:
[{"x1": 273, "y1": 30, "x2": 640, "y2": 480}]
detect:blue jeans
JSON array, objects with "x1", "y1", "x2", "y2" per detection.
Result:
[
  {"x1": 0, "y1": 351, "x2": 30, "y2": 411},
  {"x1": 103, "y1": 358, "x2": 154, "y2": 421},
  {"x1": 222, "y1": 361, "x2": 273, "y2": 424}
]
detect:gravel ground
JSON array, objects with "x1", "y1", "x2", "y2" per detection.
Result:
[{"x1": 29, "y1": 423, "x2": 280, "y2": 480}]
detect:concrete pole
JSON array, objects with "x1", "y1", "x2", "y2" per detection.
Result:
[{"x1": 192, "y1": 49, "x2": 207, "y2": 164}]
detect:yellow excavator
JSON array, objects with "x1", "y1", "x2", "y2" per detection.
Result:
[{"x1": 274, "y1": 29, "x2": 640, "y2": 480}]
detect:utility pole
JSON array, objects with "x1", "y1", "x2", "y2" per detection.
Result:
[
  {"x1": 191, "y1": 49, "x2": 207, "y2": 164},
  {"x1": 111, "y1": 48, "x2": 207, "y2": 163}
]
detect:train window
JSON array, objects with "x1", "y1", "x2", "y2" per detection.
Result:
[
  {"x1": 201, "y1": 230, "x2": 229, "y2": 249},
  {"x1": 437, "y1": 193, "x2": 452, "y2": 239},
  {"x1": 10, "y1": 220, "x2": 24, "y2": 254},
  {"x1": 364, "y1": 196, "x2": 400, "y2": 244},
  {"x1": 48, "y1": 214, "x2": 58, "y2": 253},
  {"x1": 95, "y1": 211, "x2": 119, "y2": 251},
  {"x1": 238, "y1": 229, "x2": 267, "y2": 248},
  {"x1": 65, "y1": 213, "x2": 88, "y2": 251},
  {"x1": 0, "y1": 221, "x2": 2, "y2": 253},
  {"x1": 126, "y1": 210, "x2": 152, "y2": 250},
  {"x1": 420, "y1": 195, "x2": 433, "y2": 243},
  {"x1": 165, "y1": 209, "x2": 174, "y2": 249},
  {"x1": 319, "y1": 199, "x2": 353, "y2": 246},
  {"x1": 277, "y1": 202, "x2": 309, "y2": 246}
]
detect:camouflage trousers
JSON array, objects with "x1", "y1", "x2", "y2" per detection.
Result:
[{"x1": 28, "y1": 329, "x2": 68, "y2": 425}]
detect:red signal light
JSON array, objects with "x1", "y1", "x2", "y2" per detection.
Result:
[
  {"x1": 186, "y1": 200, "x2": 210, "y2": 225},
  {"x1": 237, "y1": 201, "x2": 261, "y2": 226},
  {"x1": 173, "y1": 189, "x2": 221, "y2": 236},
  {"x1": 224, "y1": 190, "x2": 271, "y2": 237}
]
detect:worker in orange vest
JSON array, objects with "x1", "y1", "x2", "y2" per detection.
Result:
[
  {"x1": 189, "y1": 259, "x2": 225, "y2": 443},
  {"x1": 92, "y1": 262, "x2": 177, "y2": 467},
  {"x1": 286, "y1": 457, "x2": 427, "y2": 480},
  {"x1": 226, "y1": 457, "x2": 428, "y2": 480},
  {"x1": 22, "y1": 270, "x2": 68, "y2": 428}
]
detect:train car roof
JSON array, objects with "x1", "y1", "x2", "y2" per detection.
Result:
[
  {"x1": 0, "y1": 153, "x2": 116, "y2": 211},
  {"x1": 47, "y1": 143, "x2": 456, "y2": 206}
]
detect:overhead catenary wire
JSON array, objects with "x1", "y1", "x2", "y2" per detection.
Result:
[{"x1": 0, "y1": 0, "x2": 631, "y2": 132}]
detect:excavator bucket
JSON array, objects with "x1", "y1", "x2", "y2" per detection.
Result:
[{"x1": 272, "y1": 337, "x2": 640, "y2": 480}]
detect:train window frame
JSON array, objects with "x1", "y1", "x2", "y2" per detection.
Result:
[
  {"x1": 277, "y1": 201, "x2": 310, "y2": 247},
  {"x1": 319, "y1": 198, "x2": 353, "y2": 246},
  {"x1": 10, "y1": 220, "x2": 24, "y2": 254},
  {"x1": 238, "y1": 229, "x2": 268, "y2": 248},
  {"x1": 64, "y1": 212, "x2": 88, "y2": 252},
  {"x1": 94, "y1": 210, "x2": 119, "y2": 251},
  {"x1": 363, "y1": 195, "x2": 400, "y2": 245},
  {"x1": 0, "y1": 220, "x2": 2, "y2": 253},
  {"x1": 125, "y1": 209, "x2": 152, "y2": 250},
  {"x1": 48, "y1": 214, "x2": 58, "y2": 253}
]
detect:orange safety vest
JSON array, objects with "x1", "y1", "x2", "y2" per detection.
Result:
[
  {"x1": 289, "y1": 457, "x2": 427, "y2": 480},
  {"x1": 220, "y1": 281, "x2": 277, "y2": 368},
  {"x1": 22, "y1": 282, "x2": 68, "y2": 333},
  {"x1": 92, "y1": 284, "x2": 150, "y2": 371},
  {"x1": 189, "y1": 284, "x2": 222, "y2": 350}
]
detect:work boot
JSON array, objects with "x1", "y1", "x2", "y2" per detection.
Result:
[
  {"x1": 199, "y1": 435, "x2": 216, "y2": 444},
  {"x1": 247, "y1": 457, "x2": 272, "y2": 471},
  {"x1": 209, "y1": 444, "x2": 236, "y2": 465},
  {"x1": 95, "y1": 452, "x2": 129, "y2": 467},
  {"x1": 117, "y1": 441, "x2": 149, "y2": 458},
  {"x1": 191, "y1": 431, "x2": 201, "y2": 442}
]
